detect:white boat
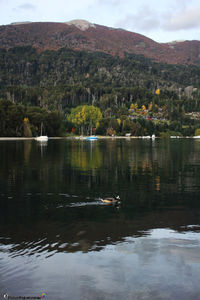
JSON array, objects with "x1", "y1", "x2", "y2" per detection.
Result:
[
  {"x1": 35, "y1": 135, "x2": 48, "y2": 141},
  {"x1": 142, "y1": 135, "x2": 151, "y2": 139},
  {"x1": 79, "y1": 135, "x2": 86, "y2": 140},
  {"x1": 35, "y1": 123, "x2": 48, "y2": 141}
]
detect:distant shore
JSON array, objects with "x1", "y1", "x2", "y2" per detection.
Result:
[
  {"x1": 0, "y1": 136, "x2": 153, "y2": 140},
  {"x1": 0, "y1": 135, "x2": 196, "y2": 141},
  {"x1": 0, "y1": 136, "x2": 144, "y2": 140}
]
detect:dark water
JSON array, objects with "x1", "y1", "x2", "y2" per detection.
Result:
[{"x1": 0, "y1": 138, "x2": 200, "y2": 300}]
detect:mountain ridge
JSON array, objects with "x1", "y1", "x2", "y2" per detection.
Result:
[{"x1": 0, "y1": 20, "x2": 200, "y2": 65}]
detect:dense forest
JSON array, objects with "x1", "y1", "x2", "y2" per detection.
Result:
[{"x1": 1, "y1": 46, "x2": 200, "y2": 137}]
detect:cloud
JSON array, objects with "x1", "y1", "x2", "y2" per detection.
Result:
[
  {"x1": 115, "y1": 2, "x2": 200, "y2": 34},
  {"x1": 14, "y1": 3, "x2": 36, "y2": 11},
  {"x1": 163, "y1": 6, "x2": 200, "y2": 31},
  {"x1": 115, "y1": 5, "x2": 160, "y2": 32},
  {"x1": 97, "y1": 0, "x2": 124, "y2": 6}
]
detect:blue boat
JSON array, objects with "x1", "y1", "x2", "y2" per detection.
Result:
[{"x1": 86, "y1": 136, "x2": 98, "y2": 140}]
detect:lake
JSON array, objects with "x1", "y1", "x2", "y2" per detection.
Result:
[{"x1": 0, "y1": 138, "x2": 200, "y2": 300}]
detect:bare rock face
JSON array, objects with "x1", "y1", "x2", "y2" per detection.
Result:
[{"x1": 64, "y1": 19, "x2": 96, "y2": 31}]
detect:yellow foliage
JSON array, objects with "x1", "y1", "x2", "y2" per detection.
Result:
[
  {"x1": 195, "y1": 128, "x2": 200, "y2": 136},
  {"x1": 148, "y1": 102, "x2": 152, "y2": 111},
  {"x1": 68, "y1": 105, "x2": 102, "y2": 134},
  {"x1": 130, "y1": 103, "x2": 138, "y2": 111},
  {"x1": 155, "y1": 89, "x2": 160, "y2": 95},
  {"x1": 117, "y1": 118, "x2": 121, "y2": 126},
  {"x1": 24, "y1": 117, "x2": 29, "y2": 123},
  {"x1": 96, "y1": 121, "x2": 100, "y2": 128}
]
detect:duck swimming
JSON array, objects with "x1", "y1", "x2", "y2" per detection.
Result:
[{"x1": 100, "y1": 195, "x2": 120, "y2": 204}]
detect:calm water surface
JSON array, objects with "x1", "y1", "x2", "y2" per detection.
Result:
[{"x1": 0, "y1": 138, "x2": 200, "y2": 300}]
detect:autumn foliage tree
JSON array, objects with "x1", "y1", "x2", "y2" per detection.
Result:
[{"x1": 68, "y1": 105, "x2": 102, "y2": 135}]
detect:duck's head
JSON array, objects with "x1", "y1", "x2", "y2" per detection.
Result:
[{"x1": 115, "y1": 195, "x2": 120, "y2": 200}]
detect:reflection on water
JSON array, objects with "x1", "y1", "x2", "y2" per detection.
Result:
[
  {"x1": 0, "y1": 139, "x2": 200, "y2": 299},
  {"x1": 1, "y1": 225, "x2": 200, "y2": 300},
  {"x1": 71, "y1": 141, "x2": 102, "y2": 171}
]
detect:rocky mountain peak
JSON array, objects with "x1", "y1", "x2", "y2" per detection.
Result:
[{"x1": 64, "y1": 19, "x2": 96, "y2": 31}]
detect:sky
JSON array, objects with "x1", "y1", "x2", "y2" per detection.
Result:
[{"x1": 1, "y1": 0, "x2": 200, "y2": 43}]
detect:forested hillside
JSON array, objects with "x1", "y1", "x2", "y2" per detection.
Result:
[
  {"x1": 1, "y1": 46, "x2": 200, "y2": 108},
  {"x1": 1, "y1": 46, "x2": 200, "y2": 137}
]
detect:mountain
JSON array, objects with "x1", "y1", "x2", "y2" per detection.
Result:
[
  {"x1": 0, "y1": 20, "x2": 200, "y2": 66},
  {"x1": 1, "y1": 20, "x2": 200, "y2": 138}
]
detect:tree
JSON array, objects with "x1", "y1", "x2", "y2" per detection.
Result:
[
  {"x1": 194, "y1": 128, "x2": 200, "y2": 136},
  {"x1": 0, "y1": 100, "x2": 25, "y2": 136},
  {"x1": 45, "y1": 111, "x2": 62, "y2": 136},
  {"x1": 148, "y1": 102, "x2": 153, "y2": 111},
  {"x1": 68, "y1": 105, "x2": 102, "y2": 135},
  {"x1": 24, "y1": 117, "x2": 32, "y2": 137},
  {"x1": 130, "y1": 121, "x2": 142, "y2": 136},
  {"x1": 130, "y1": 103, "x2": 138, "y2": 111}
]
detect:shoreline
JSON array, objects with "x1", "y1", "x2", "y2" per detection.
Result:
[{"x1": 0, "y1": 135, "x2": 196, "y2": 141}]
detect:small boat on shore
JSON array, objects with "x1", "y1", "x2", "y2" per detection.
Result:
[
  {"x1": 35, "y1": 122, "x2": 48, "y2": 142},
  {"x1": 86, "y1": 136, "x2": 98, "y2": 140},
  {"x1": 35, "y1": 135, "x2": 48, "y2": 142}
]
